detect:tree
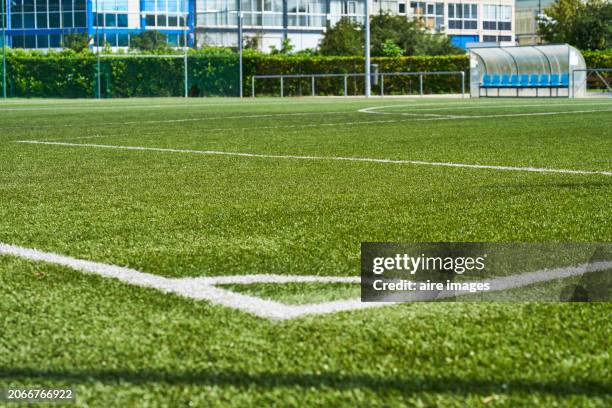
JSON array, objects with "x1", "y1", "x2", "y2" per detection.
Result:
[
  {"x1": 370, "y1": 13, "x2": 461, "y2": 56},
  {"x1": 269, "y1": 38, "x2": 295, "y2": 55},
  {"x1": 318, "y1": 14, "x2": 462, "y2": 56},
  {"x1": 381, "y1": 39, "x2": 404, "y2": 57},
  {"x1": 318, "y1": 18, "x2": 364, "y2": 56},
  {"x1": 244, "y1": 34, "x2": 262, "y2": 51},
  {"x1": 538, "y1": 0, "x2": 611, "y2": 50},
  {"x1": 62, "y1": 33, "x2": 89, "y2": 52},
  {"x1": 130, "y1": 31, "x2": 169, "y2": 52}
]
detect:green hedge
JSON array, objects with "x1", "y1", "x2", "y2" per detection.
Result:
[
  {"x1": 246, "y1": 55, "x2": 468, "y2": 96},
  {"x1": 0, "y1": 49, "x2": 610, "y2": 98},
  {"x1": 583, "y1": 50, "x2": 612, "y2": 69}
]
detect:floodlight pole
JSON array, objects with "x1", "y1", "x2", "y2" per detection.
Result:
[
  {"x1": 364, "y1": 0, "x2": 371, "y2": 98},
  {"x1": 95, "y1": 0, "x2": 101, "y2": 99},
  {"x1": 184, "y1": 6, "x2": 188, "y2": 98},
  {"x1": 2, "y1": 0, "x2": 7, "y2": 99},
  {"x1": 238, "y1": 1, "x2": 243, "y2": 98}
]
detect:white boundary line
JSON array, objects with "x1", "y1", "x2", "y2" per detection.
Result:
[
  {"x1": 358, "y1": 101, "x2": 612, "y2": 115},
  {"x1": 0, "y1": 98, "x2": 385, "y2": 112},
  {"x1": 15, "y1": 140, "x2": 612, "y2": 177},
  {"x1": 0, "y1": 111, "x2": 351, "y2": 130},
  {"x1": 30, "y1": 107, "x2": 612, "y2": 138},
  {"x1": 1, "y1": 243, "x2": 610, "y2": 320},
  {"x1": 1, "y1": 101, "x2": 611, "y2": 131}
]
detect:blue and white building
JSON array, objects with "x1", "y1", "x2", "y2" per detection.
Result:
[
  {"x1": 0, "y1": 0, "x2": 515, "y2": 50},
  {"x1": 1, "y1": 0, "x2": 194, "y2": 49}
]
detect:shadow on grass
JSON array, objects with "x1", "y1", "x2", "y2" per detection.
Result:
[{"x1": 0, "y1": 367, "x2": 609, "y2": 396}]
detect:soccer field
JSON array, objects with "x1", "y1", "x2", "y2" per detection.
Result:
[{"x1": 1, "y1": 97, "x2": 611, "y2": 406}]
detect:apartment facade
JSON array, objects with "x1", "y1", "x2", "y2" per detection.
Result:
[
  {"x1": 0, "y1": 0, "x2": 515, "y2": 50},
  {"x1": 514, "y1": 0, "x2": 553, "y2": 45},
  {"x1": 197, "y1": 0, "x2": 515, "y2": 51},
  {"x1": 1, "y1": 0, "x2": 195, "y2": 49}
]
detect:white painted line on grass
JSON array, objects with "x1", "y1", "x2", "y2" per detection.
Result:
[
  {"x1": 15, "y1": 140, "x2": 612, "y2": 177},
  {"x1": 0, "y1": 99, "x2": 370, "y2": 112},
  {"x1": 357, "y1": 101, "x2": 612, "y2": 114},
  {"x1": 2, "y1": 101, "x2": 610, "y2": 132},
  {"x1": 123, "y1": 111, "x2": 349, "y2": 125},
  {"x1": 1, "y1": 242, "x2": 610, "y2": 320},
  {"x1": 190, "y1": 274, "x2": 360, "y2": 285},
  {"x1": 46, "y1": 107, "x2": 612, "y2": 138},
  {"x1": 0, "y1": 242, "x2": 378, "y2": 320}
]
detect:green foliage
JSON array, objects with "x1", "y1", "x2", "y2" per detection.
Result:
[
  {"x1": 61, "y1": 33, "x2": 90, "y2": 53},
  {"x1": 583, "y1": 49, "x2": 612, "y2": 68},
  {"x1": 318, "y1": 18, "x2": 364, "y2": 56},
  {"x1": 538, "y1": 0, "x2": 612, "y2": 50},
  {"x1": 243, "y1": 34, "x2": 262, "y2": 50},
  {"x1": 0, "y1": 48, "x2": 609, "y2": 98},
  {"x1": 370, "y1": 13, "x2": 461, "y2": 56},
  {"x1": 319, "y1": 14, "x2": 462, "y2": 57},
  {"x1": 381, "y1": 40, "x2": 404, "y2": 57},
  {"x1": 130, "y1": 31, "x2": 170, "y2": 52},
  {"x1": 270, "y1": 38, "x2": 295, "y2": 55}
]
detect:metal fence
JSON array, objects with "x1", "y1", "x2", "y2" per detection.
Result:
[
  {"x1": 571, "y1": 68, "x2": 612, "y2": 98},
  {"x1": 252, "y1": 71, "x2": 466, "y2": 98}
]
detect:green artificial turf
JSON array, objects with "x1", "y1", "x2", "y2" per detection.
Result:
[{"x1": 0, "y1": 97, "x2": 610, "y2": 406}]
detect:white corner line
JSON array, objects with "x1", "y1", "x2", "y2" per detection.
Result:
[
  {"x1": 15, "y1": 140, "x2": 612, "y2": 177},
  {"x1": 1, "y1": 243, "x2": 611, "y2": 321},
  {"x1": 0, "y1": 242, "x2": 373, "y2": 320}
]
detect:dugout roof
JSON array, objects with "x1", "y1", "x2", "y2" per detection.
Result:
[{"x1": 469, "y1": 44, "x2": 587, "y2": 97}]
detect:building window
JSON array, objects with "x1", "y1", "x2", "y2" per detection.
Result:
[
  {"x1": 118, "y1": 34, "x2": 129, "y2": 46},
  {"x1": 411, "y1": 2, "x2": 444, "y2": 31},
  {"x1": 50, "y1": 34, "x2": 61, "y2": 47},
  {"x1": 483, "y1": 4, "x2": 512, "y2": 31},
  {"x1": 9, "y1": 0, "x2": 87, "y2": 37},
  {"x1": 483, "y1": 35, "x2": 512, "y2": 42},
  {"x1": 448, "y1": 3, "x2": 478, "y2": 30},
  {"x1": 398, "y1": 3, "x2": 406, "y2": 14},
  {"x1": 287, "y1": 0, "x2": 325, "y2": 28},
  {"x1": 140, "y1": 0, "x2": 188, "y2": 28},
  {"x1": 37, "y1": 34, "x2": 49, "y2": 48}
]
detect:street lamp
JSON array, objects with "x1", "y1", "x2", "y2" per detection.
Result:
[
  {"x1": 364, "y1": 0, "x2": 370, "y2": 97},
  {"x1": 1, "y1": 0, "x2": 7, "y2": 98}
]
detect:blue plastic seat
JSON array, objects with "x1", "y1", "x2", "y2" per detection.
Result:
[
  {"x1": 491, "y1": 75, "x2": 501, "y2": 87},
  {"x1": 560, "y1": 73, "x2": 569, "y2": 87},
  {"x1": 550, "y1": 74, "x2": 561, "y2": 87},
  {"x1": 520, "y1": 74, "x2": 530, "y2": 86},
  {"x1": 529, "y1": 74, "x2": 539, "y2": 87},
  {"x1": 510, "y1": 74, "x2": 520, "y2": 87},
  {"x1": 482, "y1": 74, "x2": 492, "y2": 87},
  {"x1": 539, "y1": 74, "x2": 550, "y2": 87},
  {"x1": 500, "y1": 74, "x2": 511, "y2": 87}
]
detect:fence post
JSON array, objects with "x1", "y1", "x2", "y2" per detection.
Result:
[
  {"x1": 461, "y1": 71, "x2": 465, "y2": 98},
  {"x1": 344, "y1": 75, "x2": 348, "y2": 97},
  {"x1": 419, "y1": 74, "x2": 423, "y2": 96},
  {"x1": 280, "y1": 76, "x2": 284, "y2": 98},
  {"x1": 381, "y1": 74, "x2": 384, "y2": 96},
  {"x1": 251, "y1": 76, "x2": 255, "y2": 98},
  {"x1": 311, "y1": 76, "x2": 315, "y2": 97}
]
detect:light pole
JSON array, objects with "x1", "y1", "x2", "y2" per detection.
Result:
[
  {"x1": 364, "y1": 0, "x2": 370, "y2": 97},
  {"x1": 2, "y1": 0, "x2": 7, "y2": 99},
  {"x1": 237, "y1": 0, "x2": 243, "y2": 98},
  {"x1": 184, "y1": 2, "x2": 188, "y2": 98},
  {"x1": 96, "y1": 0, "x2": 101, "y2": 99}
]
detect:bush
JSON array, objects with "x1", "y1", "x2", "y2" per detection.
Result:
[{"x1": 1, "y1": 49, "x2": 609, "y2": 98}]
